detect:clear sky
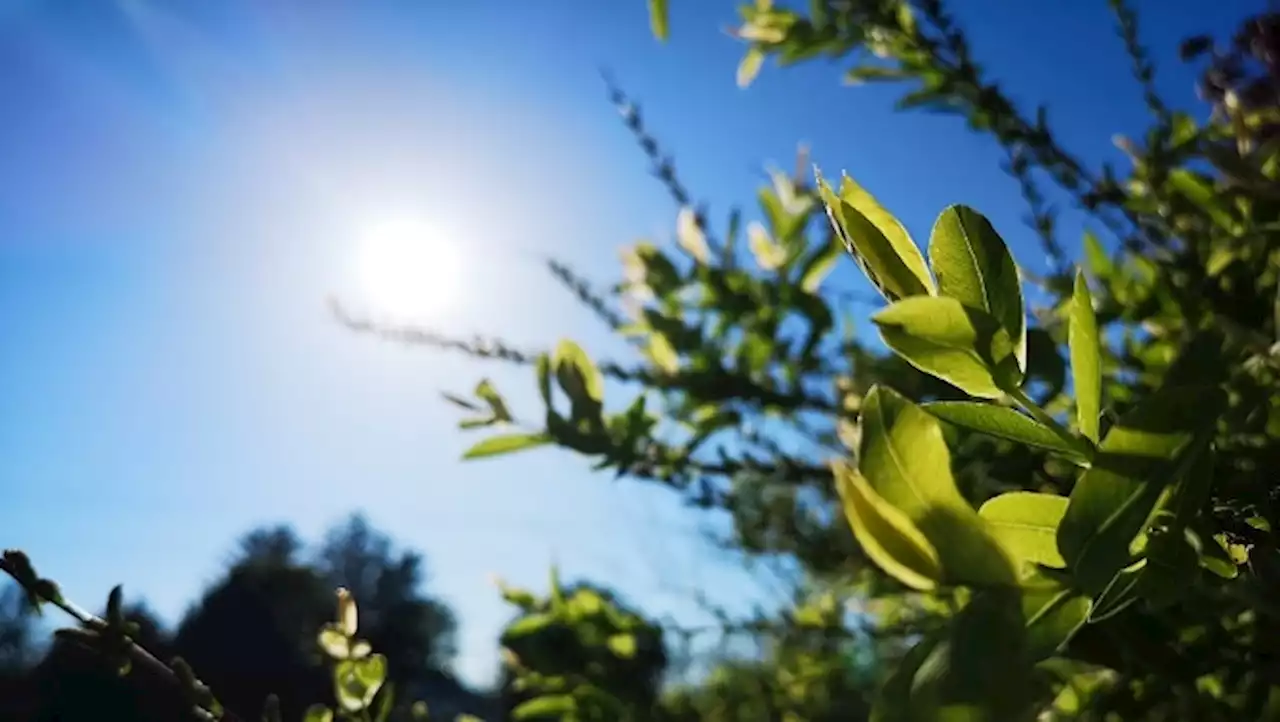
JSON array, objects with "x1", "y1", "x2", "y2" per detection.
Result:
[{"x1": 0, "y1": 0, "x2": 1254, "y2": 688}]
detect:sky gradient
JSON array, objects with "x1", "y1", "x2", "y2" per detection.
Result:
[{"x1": 0, "y1": 0, "x2": 1255, "y2": 687}]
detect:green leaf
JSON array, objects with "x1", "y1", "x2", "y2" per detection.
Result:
[
  {"x1": 1135, "y1": 530, "x2": 1200, "y2": 611},
  {"x1": 1069, "y1": 270, "x2": 1102, "y2": 443},
  {"x1": 873, "y1": 297, "x2": 1020, "y2": 398},
  {"x1": 513, "y1": 694, "x2": 577, "y2": 720},
  {"x1": 870, "y1": 634, "x2": 943, "y2": 722},
  {"x1": 911, "y1": 590, "x2": 1033, "y2": 720},
  {"x1": 928, "y1": 205, "x2": 1027, "y2": 372},
  {"x1": 647, "y1": 333, "x2": 680, "y2": 374},
  {"x1": 737, "y1": 46, "x2": 765, "y2": 88},
  {"x1": 1168, "y1": 169, "x2": 1234, "y2": 230},
  {"x1": 833, "y1": 463, "x2": 943, "y2": 591},
  {"x1": 317, "y1": 624, "x2": 349, "y2": 659},
  {"x1": 858, "y1": 387, "x2": 1017, "y2": 586},
  {"x1": 675, "y1": 207, "x2": 710, "y2": 263},
  {"x1": 462, "y1": 433, "x2": 551, "y2": 460},
  {"x1": 606, "y1": 633, "x2": 638, "y2": 658},
  {"x1": 1083, "y1": 231, "x2": 1113, "y2": 279},
  {"x1": 924, "y1": 402, "x2": 1091, "y2": 464},
  {"x1": 475, "y1": 379, "x2": 513, "y2": 422},
  {"x1": 354, "y1": 654, "x2": 388, "y2": 696},
  {"x1": 553, "y1": 339, "x2": 604, "y2": 413},
  {"x1": 502, "y1": 612, "x2": 557, "y2": 642},
  {"x1": 798, "y1": 236, "x2": 841, "y2": 293},
  {"x1": 1088, "y1": 560, "x2": 1144, "y2": 622},
  {"x1": 979, "y1": 492, "x2": 1070, "y2": 568},
  {"x1": 303, "y1": 705, "x2": 333, "y2": 722},
  {"x1": 1021, "y1": 574, "x2": 1090, "y2": 661},
  {"x1": 647, "y1": 0, "x2": 669, "y2": 41},
  {"x1": 372, "y1": 682, "x2": 395, "y2": 722},
  {"x1": 816, "y1": 170, "x2": 935, "y2": 302},
  {"x1": 1057, "y1": 385, "x2": 1225, "y2": 594}
]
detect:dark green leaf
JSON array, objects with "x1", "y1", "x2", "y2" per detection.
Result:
[
  {"x1": 924, "y1": 402, "x2": 1090, "y2": 464},
  {"x1": 1069, "y1": 270, "x2": 1101, "y2": 443},
  {"x1": 928, "y1": 205, "x2": 1026, "y2": 371},
  {"x1": 834, "y1": 462, "x2": 942, "y2": 591},
  {"x1": 979, "y1": 492, "x2": 1070, "y2": 568},
  {"x1": 859, "y1": 386, "x2": 1017, "y2": 586},
  {"x1": 1057, "y1": 385, "x2": 1225, "y2": 594},
  {"x1": 870, "y1": 634, "x2": 942, "y2": 722},
  {"x1": 816, "y1": 170, "x2": 935, "y2": 302},
  {"x1": 873, "y1": 297, "x2": 1020, "y2": 398},
  {"x1": 1088, "y1": 560, "x2": 1144, "y2": 622},
  {"x1": 372, "y1": 682, "x2": 395, "y2": 722},
  {"x1": 1021, "y1": 573, "x2": 1090, "y2": 661},
  {"x1": 462, "y1": 433, "x2": 551, "y2": 460},
  {"x1": 475, "y1": 379, "x2": 513, "y2": 422}
]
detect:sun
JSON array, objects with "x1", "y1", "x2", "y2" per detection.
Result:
[{"x1": 356, "y1": 218, "x2": 462, "y2": 319}]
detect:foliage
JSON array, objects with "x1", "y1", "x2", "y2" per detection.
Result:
[{"x1": 4, "y1": 1, "x2": 1280, "y2": 721}]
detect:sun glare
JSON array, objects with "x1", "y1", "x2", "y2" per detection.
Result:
[{"x1": 357, "y1": 219, "x2": 463, "y2": 319}]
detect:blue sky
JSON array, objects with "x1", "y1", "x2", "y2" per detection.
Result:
[{"x1": 0, "y1": 0, "x2": 1253, "y2": 688}]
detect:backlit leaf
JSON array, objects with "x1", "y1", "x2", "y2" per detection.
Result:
[
  {"x1": 1069, "y1": 271, "x2": 1102, "y2": 443},
  {"x1": 798, "y1": 236, "x2": 841, "y2": 293},
  {"x1": 1057, "y1": 385, "x2": 1225, "y2": 594},
  {"x1": 647, "y1": 0, "x2": 669, "y2": 41},
  {"x1": 303, "y1": 705, "x2": 333, "y2": 722},
  {"x1": 979, "y1": 492, "x2": 1070, "y2": 568},
  {"x1": 833, "y1": 462, "x2": 943, "y2": 591},
  {"x1": 816, "y1": 170, "x2": 935, "y2": 302},
  {"x1": 924, "y1": 401, "x2": 1091, "y2": 464},
  {"x1": 675, "y1": 207, "x2": 709, "y2": 263},
  {"x1": 873, "y1": 297, "x2": 1020, "y2": 398},
  {"x1": 1088, "y1": 560, "x2": 1144, "y2": 622},
  {"x1": 928, "y1": 205, "x2": 1026, "y2": 371},
  {"x1": 858, "y1": 386, "x2": 1017, "y2": 586},
  {"x1": 462, "y1": 433, "x2": 552, "y2": 460},
  {"x1": 553, "y1": 339, "x2": 604, "y2": 407},
  {"x1": 737, "y1": 47, "x2": 765, "y2": 88}
]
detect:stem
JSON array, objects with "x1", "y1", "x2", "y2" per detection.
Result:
[{"x1": 1004, "y1": 385, "x2": 1091, "y2": 459}]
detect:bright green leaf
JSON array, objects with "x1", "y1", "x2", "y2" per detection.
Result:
[
  {"x1": 924, "y1": 402, "x2": 1091, "y2": 464},
  {"x1": 303, "y1": 705, "x2": 333, "y2": 722},
  {"x1": 928, "y1": 205, "x2": 1026, "y2": 372},
  {"x1": 475, "y1": 379, "x2": 513, "y2": 422},
  {"x1": 606, "y1": 633, "x2": 638, "y2": 658},
  {"x1": 317, "y1": 625, "x2": 349, "y2": 659},
  {"x1": 553, "y1": 339, "x2": 604, "y2": 408},
  {"x1": 462, "y1": 433, "x2": 551, "y2": 460},
  {"x1": 502, "y1": 612, "x2": 557, "y2": 643},
  {"x1": 747, "y1": 221, "x2": 786, "y2": 270},
  {"x1": 1083, "y1": 231, "x2": 1112, "y2": 279},
  {"x1": 873, "y1": 297, "x2": 1020, "y2": 398},
  {"x1": 1069, "y1": 270, "x2": 1102, "y2": 443},
  {"x1": 647, "y1": 333, "x2": 680, "y2": 374},
  {"x1": 675, "y1": 207, "x2": 710, "y2": 263},
  {"x1": 858, "y1": 387, "x2": 1017, "y2": 586},
  {"x1": 979, "y1": 492, "x2": 1070, "y2": 568},
  {"x1": 513, "y1": 694, "x2": 577, "y2": 720},
  {"x1": 833, "y1": 462, "x2": 943, "y2": 591},
  {"x1": 1168, "y1": 169, "x2": 1235, "y2": 230},
  {"x1": 647, "y1": 0, "x2": 669, "y2": 41},
  {"x1": 816, "y1": 170, "x2": 935, "y2": 302},
  {"x1": 1057, "y1": 385, "x2": 1225, "y2": 594},
  {"x1": 737, "y1": 46, "x2": 765, "y2": 88},
  {"x1": 798, "y1": 237, "x2": 841, "y2": 293},
  {"x1": 354, "y1": 654, "x2": 388, "y2": 694}
]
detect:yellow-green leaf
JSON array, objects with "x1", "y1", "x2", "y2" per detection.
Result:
[
  {"x1": 303, "y1": 705, "x2": 333, "y2": 722},
  {"x1": 858, "y1": 386, "x2": 1017, "y2": 587},
  {"x1": 747, "y1": 221, "x2": 786, "y2": 270},
  {"x1": 675, "y1": 207, "x2": 709, "y2": 263},
  {"x1": 873, "y1": 297, "x2": 1019, "y2": 398},
  {"x1": 798, "y1": 236, "x2": 841, "y2": 293},
  {"x1": 979, "y1": 492, "x2": 1070, "y2": 568},
  {"x1": 553, "y1": 339, "x2": 604, "y2": 406},
  {"x1": 928, "y1": 205, "x2": 1027, "y2": 372},
  {"x1": 924, "y1": 401, "x2": 1091, "y2": 464},
  {"x1": 1083, "y1": 231, "x2": 1113, "y2": 279},
  {"x1": 1069, "y1": 271, "x2": 1101, "y2": 443},
  {"x1": 816, "y1": 170, "x2": 935, "y2": 302},
  {"x1": 647, "y1": 333, "x2": 680, "y2": 374},
  {"x1": 513, "y1": 694, "x2": 577, "y2": 720},
  {"x1": 462, "y1": 433, "x2": 552, "y2": 460},
  {"x1": 737, "y1": 46, "x2": 765, "y2": 88},
  {"x1": 647, "y1": 0, "x2": 669, "y2": 41},
  {"x1": 833, "y1": 462, "x2": 942, "y2": 591},
  {"x1": 1020, "y1": 572, "x2": 1090, "y2": 661},
  {"x1": 607, "y1": 633, "x2": 637, "y2": 658}
]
